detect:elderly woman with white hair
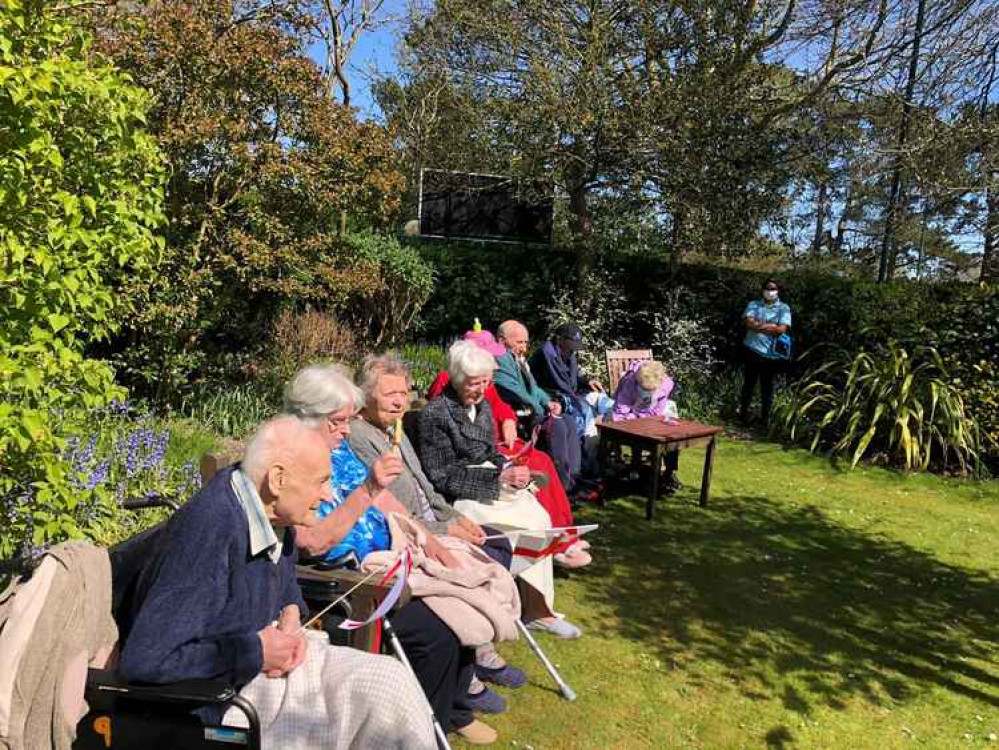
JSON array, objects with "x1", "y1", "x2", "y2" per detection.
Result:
[
  {"x1": 284, "y1": 363, "x2": 499, "y2": 746},
  {"x1": 417, "y1": 341, "x2": 583, "y2": 639}
]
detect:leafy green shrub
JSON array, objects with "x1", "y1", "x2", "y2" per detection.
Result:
[
  {"x1": 0, "y1": 2, "x2": 166, "y2": 567},
  {"x1": 400, "y1": 343, "x2": 448, "y2": 397},
  {"x1": 342, "y1": 232, "x2": 435, "y2": 347},
  {"x1": 413, "y1": 239, "x2": 561, "y2": 341},
  {"x1": 180, "y1": 383, "x2": 279, "y2": 440},
  {"x1": 544, "y1": 273, "x2": 629, "y2": 379},
  {"x1": 1, "y1": 402, "x2": 209, "y2": 569},
  {"x1": 263, "y1": 309, "x2": 359, "y2": 389},
  {"x1": 927, "y1": 284, "x2": 999, "y2": 468},
  {"x1": 776, "y1": 344, "x2": 981, "y2": 475}
]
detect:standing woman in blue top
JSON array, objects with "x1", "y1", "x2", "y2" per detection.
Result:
[{"x1": 739, "y1": 278, "x2": 792, "y2": 425}]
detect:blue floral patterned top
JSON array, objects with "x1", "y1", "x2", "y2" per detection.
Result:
[{"x1": 315, "y1": 442, "x2": 391, "y2": 561}]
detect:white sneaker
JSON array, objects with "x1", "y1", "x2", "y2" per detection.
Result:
[{"x1": 525, "y1": 617, "x2": 582, "y2": 639}]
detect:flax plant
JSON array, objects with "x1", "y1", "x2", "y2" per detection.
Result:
[{"x1": 777, "y1": 343, "x2": 981, "y2": 475}]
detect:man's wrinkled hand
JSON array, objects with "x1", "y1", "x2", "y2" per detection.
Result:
[
  {"x1": 258, "y1": 625, "x2": 302, "y2": 678},
  {"x1": 276, "y1": 606, "x2": 307, "y2": 673}
]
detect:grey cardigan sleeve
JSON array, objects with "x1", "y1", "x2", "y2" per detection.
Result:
[{"x1": 347, "y1": 425, "x2": 459, "y2": 535}]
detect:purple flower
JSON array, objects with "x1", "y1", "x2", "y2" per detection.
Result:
[{"x1": 84, "y1": 461, "x2": 110, "y2": 490}]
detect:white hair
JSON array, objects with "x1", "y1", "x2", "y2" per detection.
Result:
[
  {"x1": 447, "y1": 340, "x2": 496, "y2": 386},
  {"x1": 283, "y1": 363, "x2": 363, "y2": 426},
  {"x1": 497, "y1": 320, "x2": 526, "y2": 341},
  {"x1": 242, "y1": 415, "x2": 320, "y2": 484},
  {"x1": 359, "y1": 352, "x2": 410, "y2": 404}
]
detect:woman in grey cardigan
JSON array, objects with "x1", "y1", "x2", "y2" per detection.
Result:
[{"x1": 349, "y1": 352, "x2": 533, "y2": 696}]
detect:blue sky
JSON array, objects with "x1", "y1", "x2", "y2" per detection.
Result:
[{"x1": 306, "y1": 1, "x2": 406, "y2": 121}]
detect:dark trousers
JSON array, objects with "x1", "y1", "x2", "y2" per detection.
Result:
[
  {"x1": 541, "y1": 414, "x2": 582, "y2": 491},
  {"x1": 390, "y1": 600, "x2": 475, "y2": 730},
  {"x1": 740, "y1": 347, "x2": 781, "y2": 423},
  {"x1": 479, "y1": 525, "x2": 513, "y2": 569}
]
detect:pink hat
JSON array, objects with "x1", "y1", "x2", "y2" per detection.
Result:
[{"x1": 463, "y1": 329, "x2": 506, "y2": 357}]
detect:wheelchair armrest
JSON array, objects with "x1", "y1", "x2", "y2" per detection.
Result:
[
  {"x1": 86, "y1": 668, "x2": 237, "y2": 705},
  {"x1": 297, "y1": 565, "x2": 412, "y2": 614},
  {"x1": 121, "y1": 495, "x2": 181, "y2": 512}
]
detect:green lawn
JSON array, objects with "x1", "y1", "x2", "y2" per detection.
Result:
[{"x1": 466, "y1": 438, "x2": 999, "y2": 749}]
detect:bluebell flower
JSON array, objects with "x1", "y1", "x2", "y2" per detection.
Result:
[{"x1": 85, "y1": 461, "x2": 110, "y2": 490}]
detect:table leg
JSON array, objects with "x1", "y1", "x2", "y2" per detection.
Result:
[
  {"x1": 648, "y1": 443, "x2": 663, "y2": 520},
  {"x1": 699, "y1": 436, "x2": 716, "y2": 507}
]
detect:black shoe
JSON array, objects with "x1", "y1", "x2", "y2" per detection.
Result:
[{"x1": 662, "y1": 473, "x2": 683, "y2": 494}]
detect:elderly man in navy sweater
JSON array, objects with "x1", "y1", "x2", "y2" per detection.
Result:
[{"x1": 119, "y1": 416, "x2": 434, "y2": 749}]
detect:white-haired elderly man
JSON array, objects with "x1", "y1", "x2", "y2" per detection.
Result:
[
  {"x1": 119, "y1": 415, "x2": 435, "y2": 750},
  {"x1": 494, "y1": 319, "x2": 585, "y2": 500},
  {"x1": 417, "y1": 340, "x2": 583, "y2": 640},
  {"x1": 283, "y1": 364, "x2": 499, "y2": 745}
]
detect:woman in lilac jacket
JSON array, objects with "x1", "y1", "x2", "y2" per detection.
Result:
[
  {"x1": 611, "y1": 360, "x2": 682, "y2": 492},
  {"x1": 612, "y1": 361, "x2": 675, "y2": 421}
]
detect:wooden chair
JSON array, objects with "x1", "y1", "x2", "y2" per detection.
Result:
[{"x1": 605, "y1": 349, "x2": 653, "y2": 393}]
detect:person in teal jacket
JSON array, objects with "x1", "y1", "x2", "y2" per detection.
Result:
[
  {"x1": 494, "y1": 320, "x2": 585, "y2": 499},
  {"x1": 494, "y1": 321, "x2": 556, "y2": 418}
]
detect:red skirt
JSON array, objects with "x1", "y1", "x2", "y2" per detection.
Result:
[{"x1": 498, "y1": 441, "x2": 574, "y2": 528}]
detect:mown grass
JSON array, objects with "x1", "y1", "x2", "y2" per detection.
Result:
[{"x1": 469, "y1": 437, "x2": 999, "y2": 749}]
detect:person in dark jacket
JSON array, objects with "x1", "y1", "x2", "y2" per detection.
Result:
[
  {"x1": 529, "y1": 323, "x2": 614, "y2": 481},
  {"x1": 494, "y1": 320, "x2": 585, "y2": 500},
  {"x1": 418, "y1": 341, "x2": 583, "y2": 640}
]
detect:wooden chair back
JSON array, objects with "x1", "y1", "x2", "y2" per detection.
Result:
[{"x1": 605, "y1": 349, "x2": 653, "y2": 392}]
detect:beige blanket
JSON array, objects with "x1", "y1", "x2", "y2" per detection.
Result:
[
  {"x1": 224, "y1": 630, "x2": 435, "y2": 750},
  {"x1": 362, "y1": 514, "x2": 521, "y2": 647},
  {"x1": 0, "y1": 542, "x2": 117, "y2": 750},
  {"x1": 453, "y1": 487, "x2": 556, "y2": 613}
]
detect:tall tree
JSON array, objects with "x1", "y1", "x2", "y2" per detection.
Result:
[
  {"x1": 89, "y1": 0, "x2": 403, "y2": 400},
  {"x1": 388, "y1": 0, "x2": 912, "y2": 269},
  {"x1": 307, "y1": 0, "x2": 393, "y2": 107}
]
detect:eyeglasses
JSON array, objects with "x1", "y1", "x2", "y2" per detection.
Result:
[{"x1": 327, "y1": 415, "x2": 352, "y2": 429}]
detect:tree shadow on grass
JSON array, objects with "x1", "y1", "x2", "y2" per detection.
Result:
[{"x1": 579, "y1": 492, "x2": 999, "y2": 717}]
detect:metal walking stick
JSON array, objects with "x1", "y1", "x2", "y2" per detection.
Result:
[
  {"x1": 382, "y1": 617, "x2": 453, "y2": 750},
  {"x1": 516, "y1": 619, "x2": 577, "y2": 701}
]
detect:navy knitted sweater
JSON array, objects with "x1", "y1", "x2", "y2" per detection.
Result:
[{"x1": 119, "y1": 466, "x2": 307, "y2": 692}]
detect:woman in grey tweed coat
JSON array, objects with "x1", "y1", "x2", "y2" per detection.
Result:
[{"x1": 417, "y1": 341, "x2": 583, "y2": 640}]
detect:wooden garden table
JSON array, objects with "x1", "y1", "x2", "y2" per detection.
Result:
[{"x1": 596, "y1": 418, "x2": 724, "y2": 520}]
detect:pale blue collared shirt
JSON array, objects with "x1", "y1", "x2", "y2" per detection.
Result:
[{"x1": 230, "y1": 468, "x2": 281, "y2": 565}]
